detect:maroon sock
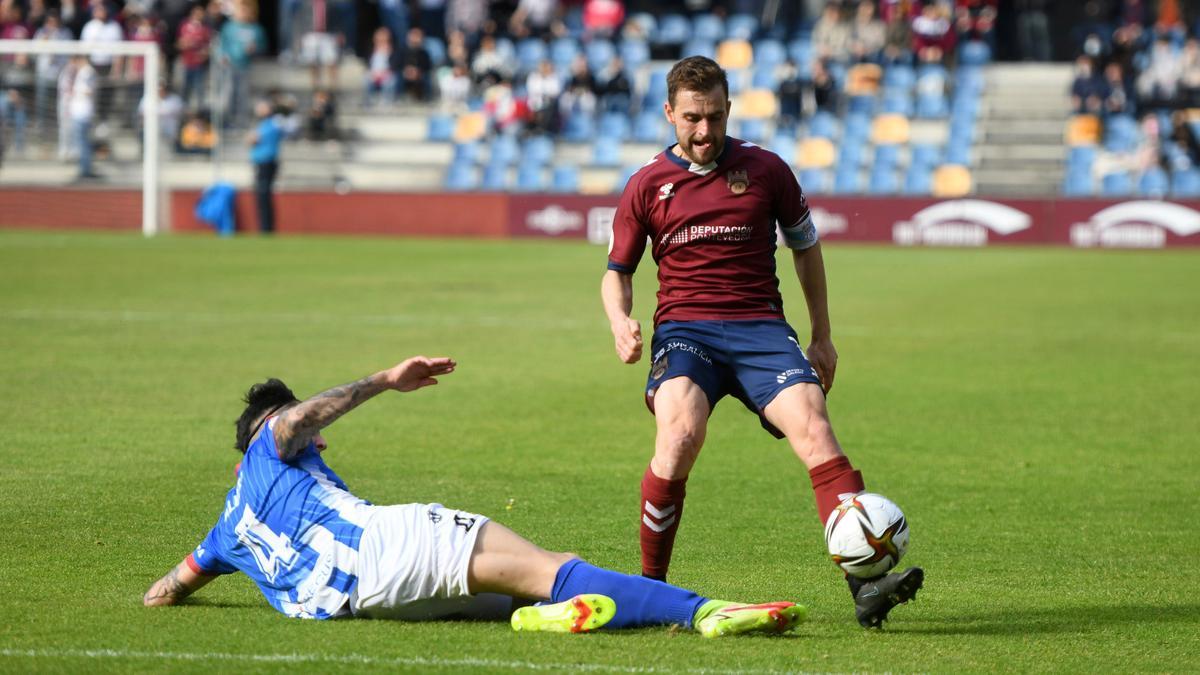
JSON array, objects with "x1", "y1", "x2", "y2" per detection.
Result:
[
  {"x1": 639, "y1": 465, "x2": 687, "y2": 580},
  {"x1": 809, "y1": 455, "x2": 866, "y2": 526}
]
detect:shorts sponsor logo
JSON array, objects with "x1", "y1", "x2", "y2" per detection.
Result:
[
  {"x1": 526, "y1": 205, "x2": 584, "y2": 236},
  {"x1": 893, "y1": 200, "x2": 1032, "y2": 247},
  {"x1": 1070, "y1": 201, "x2": 1200, "y2": 248},
  {"x1": 776, "y1": 368, "x2": 807, "y2": 384},
  {"x1": 661, "y1": 340, "x2": 712, "y2": 365}
]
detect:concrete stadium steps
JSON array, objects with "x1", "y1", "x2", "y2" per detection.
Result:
[{"x1": 974, "y1": 63, "x2": 1073, "y2": 197}]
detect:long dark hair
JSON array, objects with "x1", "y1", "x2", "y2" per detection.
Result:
[{"x1": 234, "y1": 379, "x2": 298, "y2": 453}]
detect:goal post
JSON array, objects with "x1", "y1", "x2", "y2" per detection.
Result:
[{"x1": 0, "y1": 39, "x2": 163, "y2": 235}]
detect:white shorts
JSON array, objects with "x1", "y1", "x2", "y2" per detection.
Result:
[
  {"x1": 351, "y1": 503, "x2": 508, "y2": 620},
  {"x1": 300, "y1": 32, "x2": 340, "y2": 66}
]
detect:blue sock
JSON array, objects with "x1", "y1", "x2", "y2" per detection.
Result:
[{"x1": 550, "y1": 559, "x2": 707, "y2": 629}]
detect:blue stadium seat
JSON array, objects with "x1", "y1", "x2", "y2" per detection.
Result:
[
  {"x1": 751, "y1": 64, "x2": 781, "y2": 89},
  {"x1": 944, "y1": 140, "x2": 971, "y2": 166},
  {"x1": 444, "y1": 161, "x2": 478, "y2": 191},
  {"x1": 882, "y1": 64, "x2": 915, "y2": 92},
  {"x1": 833, "y1": 166, "x2": 861, "y2": 194},
  {"x1": 916, "y1": 92, "x2": 950, "y2": 118},
  {"x1": 799, "y1": 168, "x2": 827, "y2": 193},
  {"x1": 737, "y1": 119, "x2": 769, "y2": 144},
  {"x1": 880, "y1": 91, "x2": 913, "y2": 116},
  {"x1": 754, "y1": 39, "x2": 787, "y2": 68},
  {"x1": 424, "y1": 36, "x2": 446, "y2": 66},
  {"x1": 681, "y1": 39, "x2": 716, "y2": 59},
  {"x1": 550, "y1": 37, "x2": 580, "y2": 70},
  {"x1": 481, "y1": 162, "x2": 509, "y2": 190},
  {"x1": 427, "y1": 114, "x2": 454, "y2": 142},
  {"x1": 516, "y1": 39, "x2": 548, "y2": 73},
  {"x1": 516, "y1": 163, "x2": 546, "y2": 192},
  {"x1": 619, "y1": 39, "x2": 650, "y2": 69},
  {"x1": 868, "y1": 167, "x2": 899, "y2": 194},
  {"x1": 1101, "y1": 171, "x2": 1134, "y2": 196},
  {"x1": 654, "y1": 14, "x2": 690, "y2": 46},
  {"x1": 837, "y1": 137, "x2": 865, "y2": 169},
  {"x1": 1066, "y1": 145, "x2": 1096, "y2": 173},
  {"x1": 874, "y1": 144, "x2": 901, "y2": 169},
  {"x1": 847, "y1": 95, "x2": 876, "y2": 116},
  {"x1": 693, "y1": 13, "x2": 725, "y2": 42},
  {"x1": 1171, "y1": 167, "x2": 1200, "y2": 197},
  {"x1": 522, "y1": 135, "x2": 555, "y2": 167},
  {"x1": 1139, "y1": 166, "x2": 1170, "y2": 198},
  {"x1": 771, "y1": 132, "x2": 797, "y2": 165},
  {"x1": 1062, "y1": 169, "x2": 1093, "y2": 197},
  {"x1": 910, "y1": 144, "x2": 941, "y2": 168},
  {"x1": 633, "y1": 109, "x2": 666, "y2": 143},
  {"x1": 643, "y1": 67, "x2": 669, "y2": 109},
  {"x1": 727, "y1": 14, "x2": 759, "y2": 41},
  {"x1": 808, "y1": 111, "x2": 838, "y2": 139},
  {"x1": 593, "y1": 139, "x2": 622, "y2": 167},
  {"x1": 959, "y1": 40, "x2": 992, "y2": 66},
  {"x1": 598, "y1": 112, "x2": 631, "y2": 141},
  {"x1": 452, "y1": 141, "x2": 481, "y2": 164},
  {"x1": 562, "y1": 114, "x2": 597, "y2": 143},
  {"x1": 903, "y1": 164, "x2": 933, "y2": 195},
  {"x1": 615, "y1": 164, "x2": 642, "y2": 192},
  {"x1": 955, "y1": 66, "x2": 986, "y2": 95},
  {"x1": 843, "y1": 113, "x2": 871, "y2": 141},
  {"x1": 551, "y1": 165, "x2": 580, "y2": 193},
  {"x1": 489, "y1": 135, "x2": 520, "y2": 166},
  {"x1": 586, "y1": 39, "x2": 617, "y2": 74},
  {"x1": 787, "y1": 38, "x2": 813, "y2": 68},
  {"x1": 627, "y1": 12, "x2": 657, "y2": 40},
  {"x1": 495, "y1": 37, "x2": 516, "y2": 61},
  {"x1": 1104, "y1": 115, "x2": 1139, "y2": 153}
]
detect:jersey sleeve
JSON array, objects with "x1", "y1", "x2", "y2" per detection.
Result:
[
  {"x1": 607, "y1": 172, "x2": 649, "y2": 274},
  {"x1": 773, "y1": 158, "x2": 819, "y2": 251},
  {"x1": 187, "y1": 524, "x2": 237, "y2": 576}
]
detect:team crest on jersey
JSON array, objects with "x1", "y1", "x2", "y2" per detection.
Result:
[
  {"x1": 726, "y1": 169, "x2": 750, "y2": 194},
  {"x1": 658, "y1": 183, "x2": 675, "y2": 201}
]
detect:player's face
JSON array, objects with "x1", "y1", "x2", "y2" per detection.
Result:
[{"x1": 665, "y1": 85, "x2": 731, "y2": 166}]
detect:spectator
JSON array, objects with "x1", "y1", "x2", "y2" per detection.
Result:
[
  {"x1": 1181, "y1": 38, "x2": 1200, "y2": 107},
  {"x1": 218, "y1": 0, "x2": 266, "y2": 126},
  {"x1": 911, "y1": 2, "x2": 955, "y2": 64},
  {"x1": 26, "y1": 0, "x2": 47, "y2": 30},
  {"x1": 525, "y1": 59, "x2": 561, "y2": 132},
  {"x1": 177, "y1": 3, "x2": 214, "y2": 109},
  {"x1": 509, "y1": 0, "x2": 559, "y2": 40},
  {"x1": 306, "y1": 88, "x2": 338, "y2": 141},
  {"x1": 204, "y1": 0, "x2": 226, "y2": 33},
  {"x1": 1102, "y1": 62, "x2": 1132, "y2": 116},
  {"x1": 954, "y1": 0, "x2": 997, "y2": 48},
  {"x1": 296, "y1": 0, "x2": 341, "y2": 91},
  {"x1": 278, "y1": 0, "x2": 300, "y2": 62},
  {"x1": 378, "y1": 0, "x2": 408, "y2": 44},
  {"x1": 58, "y1": 0, "x2": 87, "y2": 37},
  {"x1": 598, "y1": 55, "x2": 632, "y2": 114},
  {"x1": 471, "y1": 34, "x2": 511, "y2": 85},
  {"x1": 417, "y1": 0, "x2": 448, "y2": 41},
  {"x1": 247, "y1": 98, "x2": 283, "y2": 234},
  {"x1": 33, "y1": 13, "x2": 73, "y2": 139},
  {"x1": 882, "y1": 10, "x2": 913, "y2": 65},
  {"x1": 364, "y1": 26, "x2": 398, "y2": 107},
  {"x1": 56, "y1": 53, "x2": 78, "y2": 160},
  {"x1": 446, "y1": 0, "x2": 486, "y2": 46},
  {"x1": 1070, "y1": 56, "x2": 1106, "y2": 115},
  {"x1": 436, "y1": 60, "x2": 471, "y2": 112},
  {"x1": 777, "y1": 58, "x2": 804, "y2": 131},
  {"x1": 482, "y1": 79, "x2": 530, "y2": 134},
  {"x1": 1108, "y1": 23, "x2": 1145, "y2": 80},
  {"x1": 559, "y1": 54, "x2": 598, "y2": 121},
  {"x1": 157, "y1": 0, "x2": 194, "y2": 90},
  {"x1": 444, "y1": 28, "x2": 470, "y2": 67},
  {"x1": 0, "y1": 88, "x2": 27, "y2": 157},
  {"x1": 811, "y1": 58, "x2": 839, "y2": 114},
  {"x1": 138, "y1": 80, "x2": 185, "y2": 148},
  {"x1": 124, "y1": 13, "x2": 163, "y2": 84},
  {"x1": 79, "y1": 2, "x2": 125, "y2": 123},
  {"x1": 328, "y1": 0, "x2": 357, "y2": 56},
  {"x1": 1137, "y1": 37, "x2": 1182, "y2": 108},
  {"x1": 0, "y1": 4, "x2": 32, "y2": 69},
  {"x1": 396, "y1": 26, "x2": 433, "y2": 102},
  {"x1": 1072, "y1": 1, "x2": 1110, "y2": 60},
  {"x1": 270, "y1": 89, "x2": 303, "y2": 138},
  {"x1": 813, "y1": 3, "x2": 851, "y2": 63},
  {"x1": 583, "y1": 0, "x2": 624, "y2": 40},
  {"x1": 849, "y1": 0, "x2": 886, "y2": 64},
  {"x1": 66, "y1": 54, "x2": 99, "y2": 179},
  {"x1": 177, "y1": 110, "x2": 215, "y2": 154},
  {"x1": 1014, "y1": 0, "x2": 1051, "y2": 61}
]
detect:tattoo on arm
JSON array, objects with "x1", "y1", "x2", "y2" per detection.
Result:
[
  {"x1": 144, "y1": 567, "x2": 192, "y2": 606},
  {"x1": 274, "y1": 374, "x2": 388, "y2": 459}
]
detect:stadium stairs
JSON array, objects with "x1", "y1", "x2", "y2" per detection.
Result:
[{"x1": 972, "y1": 63, "x2": 1073, "y2": 197}]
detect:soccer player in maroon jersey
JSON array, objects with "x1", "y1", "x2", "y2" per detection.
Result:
[{"x1": 600, "y1": 56, "x2": 922, "y2": 628}]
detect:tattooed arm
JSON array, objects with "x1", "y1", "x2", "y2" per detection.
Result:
[
  {"x1": 143, "y1": 559, "x2": 216, "y2": 607},
  {"x1": 272, "y1": 356, "x2": 457, "y2": 460}
]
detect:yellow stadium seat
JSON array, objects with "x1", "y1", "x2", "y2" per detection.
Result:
[
  {"x1": 453, "y1": 112, "x2": 488, "y2": 143},
  {"x1": 870, "y1": 114, "x2": 911, "y2": 145},
  {"x1": 845, "y1": 63, "x2": 882, "y2": 96},
  {"x1": 735, "y1": 89, "x2": 778, "y2": 119},
  {"x1": 797, "y1": 138, "x2": 836, "y2": 169},
  {"x1": 932, "y1": 164, "x2": 972, "y2": 197},
  {"x1": 716, "y1": 40, "x2": 754, "y2": 70},
  {"x1": 1065, "y1": 114, "x2": 1101, "y2": 146}
]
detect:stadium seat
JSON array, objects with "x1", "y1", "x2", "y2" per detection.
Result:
[
  {"x1": 847, "y1": 95, "x2": 876, "y2": 116},
  {"x1": 882, "y1": 64, "x2": 915, "y2": 92},
  {"x1": 737, "y1": 119, "x2": 769, "y2": 144},
  {"x1": 551, "y1": 165, "x2": 580, "y2": 193},
  {"x1": 944, "y1": 142, "x2": 971, "y2": 167},
  {"x1": 615, "y1": 164, "x2": 642, "y2": 192},
  {"x1": 1171, "y1": 167, "x2": 1200, "y2": 197},
  {"x1": 516, "y1": 39, "x2": 548, "y2": 73},
  {"x1": 452, "y1": 141, "x2": 481, "y2": 164},
  {"x1": 562, "y1": 114, "x2": 596, "y2": 143},
  {"x1": 586, "y1": 39, "x2": 617, "y2": 74},
  {"x1": 598, "y1": 112, "x2": 631, "y2": 141},
  {"x1": 846, "y1": 63, "x2": 882, "y2": 96},
  {"x1": 1066, "y1": 115, "x2": 1102, "y2": 146},
  {"x1": 1066, "y1": 145, "x2": 1096, "y2": 173},
  {"x1": 797, "y1": 138, "x2": 836, "y2": 169},
  {"x1": 427, "y1": 114, "x2": 454, "y2": 142},
  {"x1": 620, "y1": 39, "x2": 650, "y2": 69},
  {"x1": 753, "y1": 39, "x2": 787, "y2": 68},
  {"x1": 444, "y1": 161, "x2": 478, "y2": 191},
  {"x1": 736, "y1": 89, "x2": 778, "y2": 119},
  {"x1": 932, "y1": 165, "x2": 972, "y2": 197},
  {"x1": 627, "y1": 12, "x2": 657, "y2": 40},
  {"x1": 808, "y1": 111, "x2": 838, "y2": 139},
  {"x1": 452, "y1": 112, "x2": 488, "y2": 143},
  {"x1": 424, "y1": 36, "x2": 447, "y2": 66},
  {"x1": 787, "y1": 38, "x2": 813, "y2": 68},
  {"x1": 955, "y1": 66, "x2": 987, "y2": 95},
  {"x1": 843, "y1": 113, "x2": 871, "y2": 142},
  {"x1": 1104, "y1": 115, "x2": 1139, "y2": 152},
  {"x1": 915, "y1": 92, "x2": 950, "y2": 118},
  {"x1": 516, "y1": 163, "x2": 546, "y2": 192},
  {"x1": 593, "y1": 139, "x2": 622, "y2": 167},
  {"x1": 837, "y1": 137, "x2": 865, "y2": 170},
  {"x1": 910, "y1": 143, "x2": 941, "y2": 168},
  {"x1": 751, "y1": 64, "x2": 781, "y2": 89},
  {"x1": 1138, "y1": 166, "x2": 1170, "y2": 198},
  {"x1": 682, "y1": 38, "x2": 716, "y2": 59},
  {"x1": 771, "y1": 132, "x2": 798, "y2": 165},
  {"x1": 633, "y1": 109, "x2": 666, "y2": 143},
  {"x1": 871, "y1": 114, "x2": 910, "y2": 144},
  {"x1": 716, "y1": 40, "x2": 754, "y2": 70},
  {"x1": 643, "y1": 67, "x2": 670, "y2": 109},
  {"x1": 868, "y1": 166, "x2": 899, "y2": 194},
  {"x1": 879, "y1": 91, "x2": 914, "y2": 116},
  {"x1": 959, "y1": 40, "x2": 991, "y2": 66},
  {"x1": 489, "y1": 135, "x2": 520, "y2": 166},
  {"x1": 654, "y1": 14, "x2": 690, "y2": 47},
  {"x1": 1062, "y1": 168, "x2": 1094, "y2": 197},
  {"x1": 799, "y1": 168, "x2": 828, "y2": 193},
  {"x1": 874, "y1": 144, "x2": 901, "y2": 170},
  {"x1": 903, "y1": 164, "x2": 933, "y2": 195},
  {"x1": 833, "y1": 166, "x2": 861, "y2": 194},
  {"x1": 693, "y1": 13, "x2": 725, "y2": 42},
  {"x1": 550, "y1": 37, "x2": 580, "y2": 69},
  {"x1": 727, "y1": 13, "x2": 759, "y2": 41},
  {"x1": 522, "y1": 135, "x2": 555, "y2": 167},
  {"x1": 1101, "y1": 171, "x2": 1134, "y2": 197},
  {"x1": 481, "y1": 162, "x2": 509, "y2": 190}
]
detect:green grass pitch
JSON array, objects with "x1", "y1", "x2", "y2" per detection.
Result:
[{"x1": 0, "y1": 230, "x2": 1197, "y2": 673}]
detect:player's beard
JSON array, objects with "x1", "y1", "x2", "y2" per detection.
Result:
[{"x1": 680, "y1": 134, "x2": 723, "y2": 166}]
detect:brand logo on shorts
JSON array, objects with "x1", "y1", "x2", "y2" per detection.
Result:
[
  {"x1": 726, "y1": 169, "x2": 750, "y2": 194},
  {"x1": 776, "y1": 368, "x2": 807, "y2": 384}
]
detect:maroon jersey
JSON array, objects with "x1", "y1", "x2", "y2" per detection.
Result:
[{"x1": 608, "y1": 138, "x2": 817, "y2": 326}]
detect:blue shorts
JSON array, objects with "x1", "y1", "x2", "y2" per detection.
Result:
[{"x1": 645, "y1": 320, "x2": 824, "y2": 439}]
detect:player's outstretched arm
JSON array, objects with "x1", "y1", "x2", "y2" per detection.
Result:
[
  {"x1": 601, "y1": 270, "x2": 643, "y2": 364},
  {"x1": 143, "y1": 559, "x2": 216, "y2": 607},
  {"x1": 792, "y1": 243, "x2": 837, "y2": 392},
  {"x1": 273, "y1": 356, "x2": 457, "y2": 459}
]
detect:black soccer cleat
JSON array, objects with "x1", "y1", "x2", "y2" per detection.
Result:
[{"x1": 853, "y1": 567, "x2": 924, "y2": 629}]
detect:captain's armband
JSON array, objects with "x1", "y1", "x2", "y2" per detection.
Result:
[{"x1": 780, "y1": 214, "x2": 819, "y2": 250}]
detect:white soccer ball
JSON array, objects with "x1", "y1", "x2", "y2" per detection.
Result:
[{"x1": 823, "y1": 493, "x2": 909, "y2": 578}]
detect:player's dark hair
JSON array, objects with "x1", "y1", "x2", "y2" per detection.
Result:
[
  {"x1": 666, "y1": 56, "x2": 728, "y2": 107},
  {"x1": 234, "y1": 378, "x2": 299, "y2": 454}
]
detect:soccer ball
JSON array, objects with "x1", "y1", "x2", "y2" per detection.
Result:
[{"x1": 823, "y1": 493, "x2": 909, "y2": 579}]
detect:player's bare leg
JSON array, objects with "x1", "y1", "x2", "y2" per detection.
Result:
[
  {"x1": 643, "y1": 376, "x2": 710, "y2": 580},
  {"x1": 764, "y1": 382, "x2": 922, "y2": 627},
  {"x1": 466, "y1": 521, "x2": 574, "y2": 599}
]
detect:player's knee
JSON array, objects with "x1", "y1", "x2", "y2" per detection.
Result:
[
  {"x1": 657, "y1": 427, "x2": 703, "y2": 461},
  {"x1": 787, "y1": 412, "x2": 839, "y2": 462}
]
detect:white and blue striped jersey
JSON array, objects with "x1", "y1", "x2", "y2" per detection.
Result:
[{"x1": 187, "y1": 418, "x2": 379, "y2": 619}]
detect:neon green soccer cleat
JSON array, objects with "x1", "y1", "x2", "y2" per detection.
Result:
[
  {"x1": 696, "y1": 601, "x2": 808, "y2": 638},
  {"x1": 510, "y1": 594, "x2": 616, "y2": 633}
]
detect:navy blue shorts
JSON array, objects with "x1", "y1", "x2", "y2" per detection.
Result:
[{"x1": 645, "y1": 320, "x2": 824, "y2": 439}]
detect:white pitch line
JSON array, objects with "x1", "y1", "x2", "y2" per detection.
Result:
[{"x1": 0, "y1": 647, "x2": 807, "y2": 675}]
